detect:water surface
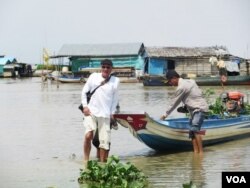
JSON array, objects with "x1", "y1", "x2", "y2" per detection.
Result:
[{"x1": 0, "y1": 78, "x2": 249, "y2": 188}]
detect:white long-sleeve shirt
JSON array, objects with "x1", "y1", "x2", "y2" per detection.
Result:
[{"x1": 81, "y1": 72, "x2": 120, "y2": 118}]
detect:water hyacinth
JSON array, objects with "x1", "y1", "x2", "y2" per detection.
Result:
[{"x1": 78, "y1": 155, "x2": 148, "y2": 188}]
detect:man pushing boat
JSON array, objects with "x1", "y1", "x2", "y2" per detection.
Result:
[{"x1": 160, "y1": 70, "x2": 208, "y2": 154}]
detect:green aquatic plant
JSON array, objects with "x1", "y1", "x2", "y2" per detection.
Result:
[
  {"x1": 243, "y1": 103, "x2": 250, "y2": 114},
  {"x1": 78, "y1": 155, "x2": 148, "y2": 188},
  {"x1": 203, "y1": 88, "x2": 250, "y2": 116},
  {"x1": 202, "y1": 88, "x2": 215, "y2": 105},
  {"x1": 207, "y1": 97, "x2": 225, "y2": 116},
  {"x1": 182, "y1": 181, "x2": 197, "y2": 188},
  {"x1": 202, "y1": 89, "x2": 224, "y2": 116}
]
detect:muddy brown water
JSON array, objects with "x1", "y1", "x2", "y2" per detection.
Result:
[{"x1": 0, "y1": 77, "x2": 249, "y2": 188}]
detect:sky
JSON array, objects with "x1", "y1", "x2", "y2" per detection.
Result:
[{"x1": 0, "y1": 0, "x2": 250, "y2": 64}]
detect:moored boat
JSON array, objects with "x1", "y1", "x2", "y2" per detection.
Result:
[
  {"x1": 114, "y1": 112, "x2": 250, "y2": 151},
  {"x1": 194, "y1": 75, "x2": 250, "y2": 86},
  {"x1": 142, "y1": 75, "x2": 250, "y2": 86},
  {"x1": 58, "y1": 76, "x2": 85, "y2": 83}
]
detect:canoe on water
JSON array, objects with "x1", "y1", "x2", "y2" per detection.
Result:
[
  {"x1": 114, "y1": 112, "x2": 250, "y2": 151},
  {"x1": 58, "y1": 76, "x2": 85, "y2": 83}
]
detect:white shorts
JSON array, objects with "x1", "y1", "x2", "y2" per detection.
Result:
[
  {"x1": 83, "y1": 115, "x2": 111, "y2": 150},
  {"x1": 83, "y1": 115, "x2": 97, "y2": 134}
]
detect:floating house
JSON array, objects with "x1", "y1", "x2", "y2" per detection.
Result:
[
  {"x1": 142, "y1": 46, "x2": 249, "y2": 86},
  {"x1": 0, "y1": 56, "x2": 33, "y2": 78},
  {"x1": 0, "y1": 57, "x2": 18, "y2": 77},
  {"x1": 51, "y1": 43, "x2": 145, "y2": 80}
]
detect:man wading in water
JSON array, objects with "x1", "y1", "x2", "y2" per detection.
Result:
[
  {"x1": 161, "y1": 70, "x2": 208, "y2": 154},
  {"x1": 81, "y1": 59, "x2": 120, "y2": 162}
]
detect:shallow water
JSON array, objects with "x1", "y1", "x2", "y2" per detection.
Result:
[{"x1": 0, "y1": 77, "x2": 249, "y2": 188}]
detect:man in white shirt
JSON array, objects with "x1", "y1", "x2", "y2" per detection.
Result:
[{"x1": 81, "y1": 59, "x2": 119, "y2": 162}]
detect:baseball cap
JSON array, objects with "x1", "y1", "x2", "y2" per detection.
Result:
[
  {"x1": 166, "y1": 70, "x2": 180, "y2": 80},
  {"x1": 101, "y1": 59, "x2": 113, "y2": 67}
]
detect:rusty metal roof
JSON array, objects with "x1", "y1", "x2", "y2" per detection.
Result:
[
  {"x1": 145, "y1": 46, "x2": 230, "y2": 58},
  {"x1": 54, "y1": 43, "x2": 144, "y2": 58}
]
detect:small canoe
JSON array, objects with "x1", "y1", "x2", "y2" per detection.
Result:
[
  {"x1": 58, "y1": 76, "x2": 85, "y2": 83},
  {"x1": 114, "y1": 112, "x2": 250, "y2": 151}
]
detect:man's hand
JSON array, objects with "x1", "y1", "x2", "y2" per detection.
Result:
[
  {"x1": 160, "y1": 114, "x2": 167, "y2": 120},
  {"x1": 83, "y1": 107, "x2": 91, "y2": 116}
]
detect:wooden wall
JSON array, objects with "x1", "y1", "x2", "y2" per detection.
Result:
[
  {"x1": 174, "y1": 57, "x2": 218, "y2": 77},
  {"x1": 240, "y1": 60, "x2": 250, "y2": 75}
]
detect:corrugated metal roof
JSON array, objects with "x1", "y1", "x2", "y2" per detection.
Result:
[
  {"x1": 145, "y1": 46, "x2": 230, "y2": 58},
  {"x1": 55, "y1": 42, "x2": 144, "y2": 57},
  {"x1": 0, "y1": 57, "x2": 17, "y2": 65}
]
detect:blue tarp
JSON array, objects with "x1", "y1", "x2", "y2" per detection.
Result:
[{"x1": 148, "y1": 58, "x2": 167, "y2": 75}]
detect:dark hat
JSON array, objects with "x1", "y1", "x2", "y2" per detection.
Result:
[
  {"x1": 166, "y1": 70, "x2": 180, "y2": 80},
  {"x1": 101, "y1": 59, "x2": 113, "y2": 66}
]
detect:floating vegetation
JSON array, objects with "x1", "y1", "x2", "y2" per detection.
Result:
[
  {"x1": 203, "y1": 89, "x2": 250, "y2": 117},
  {"x1": 182, "y1": 181, "x2": 197, "y2": 188},
  {"x1": 207, "y1": 97, "x2": 225, "y2": 116},
  {"x1": 78, "y1": 155, "x2": 148, "y2": 188}
]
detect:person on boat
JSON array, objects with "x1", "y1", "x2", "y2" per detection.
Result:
[
  {"x1": 217, "y1": 58, "x2": 228, "y2": 83},
  {"x1": 81, "y1": 59, "x2": 120, "y2": 162},
  {"x1": 160, "y1": 70, "x2": 208, "y2": 154}
]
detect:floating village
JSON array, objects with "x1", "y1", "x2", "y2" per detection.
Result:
[
  {"x1": 0, "y1": 43, "x2": 250, "y2": 154},
  {"x1": 2, "y1": 42, "x2": 250, "y2": 149},
  {"x1": 1, "y1": 42, "x2": 250, "y2": 86},
  {"x1": 2, "y1": 43, "x2": 250, "y2": 188}
]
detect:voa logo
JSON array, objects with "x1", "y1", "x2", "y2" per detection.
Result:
[{"x1": 226, "y1": 176, "x2": 246, "y2": 184}]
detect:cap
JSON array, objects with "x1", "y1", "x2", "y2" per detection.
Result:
[
  {"x1": 101, "y1": 59, "x2": 113, "y2": 67},
  {"x1": 166, "y1": 70, "x2": 180, "y2": 80}
]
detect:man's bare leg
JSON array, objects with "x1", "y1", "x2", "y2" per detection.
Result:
[
  {"x1": 192, "y1": 138, "x2": 199, "y2": 153},
  {"x1": 84, "y1": 131, "x2": 93, "y2": 161},
  {"x1": 195, "y1": 134, "x2": 203, "y2": 154},
  {"x1": 99, "y1": 148, "x2": 108, "y2": 162}
]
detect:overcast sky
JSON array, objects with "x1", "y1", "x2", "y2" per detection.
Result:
[{"x1": 0, "y1": 0, "x2": 249, "y2": 64}]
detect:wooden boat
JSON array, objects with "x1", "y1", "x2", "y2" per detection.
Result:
[
  {"x1": 142, "y1": 75, "x2": 250, "y2": 86},
  {"x1": 194, "y1": 75, "x2": 250, "y2": 86},
  {"x1": 58, "y1": 76, "x2": 85, "y2": 83},
  {"x1": 114, "y1": 112, "x2": 250, "y2": 151}
]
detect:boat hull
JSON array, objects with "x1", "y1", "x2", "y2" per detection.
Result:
[
  {"x1": 114, "y1": 112, "x2": 250, "y2": 151},
  {"x1": 195, "y1": 75, "x2": 250, "y2": 86},
  {"x1": 142, "y1": 75, "x2": 250, "y2": 86},
  {"x1": 58, "y1": 77, "x2": 85, "y2": 83}
]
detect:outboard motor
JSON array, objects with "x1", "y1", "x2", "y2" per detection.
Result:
[{"x1": 220, "y1": 91, "x2": 244, "y2": 115}]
